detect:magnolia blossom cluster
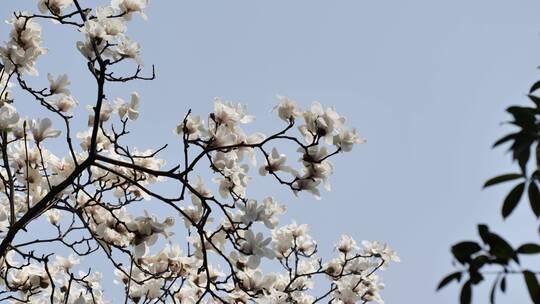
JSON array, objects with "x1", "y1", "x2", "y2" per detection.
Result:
[
  {"x1": 78, "y1": 0, "x2": 145, "y2": 65},
  {"x1": 4, "y1": 252, "x2": 105, "y2": 304},
  {"x1": 0, "y1": 1, "x2": 397, "y2": 303},
  {"x1": 0, "y1": 13, "x2": 46, "y2": 76},
  {"x1": 175, "y1": 97, "x2": 365, "y2": 199}
]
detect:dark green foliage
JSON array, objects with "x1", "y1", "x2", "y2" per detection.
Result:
[
  {"x1": 517, "y1": 244, "x2": 540, "y2": 254},
  {"x1": 439, "y1": 73, "x2": 540, "y2": 303},
  {"x1": 529, "y1": 80, "x2": 540, "y2": 94},
  {"x1": 483, "y1": 173, "x2": 523, "y2": 188},
  {"x1": 502, "y1": 183, "x2": 525, "y2": 218},
  {"x1": 529, "y1": 181, "x2": 540, "y2": 217},
  {"x1": 460, "y1": 282, "x2": 472, "y2": 304},
  {"x1": 451, "y1": 242, "x2": 481, "y2": 264},
  {"x1": 437, "y1": 272, "x2": 462, "y2": 291},
  {"x1": 524, "y1": 271, "x2": 540, "y2": 303},
  {"x1": 478, "y1": 224, "x2": 518, "y2": 264}
]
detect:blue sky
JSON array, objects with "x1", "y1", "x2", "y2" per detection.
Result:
[{"x1": 4, "y1": 0, "x2": 540, "y2": 302}]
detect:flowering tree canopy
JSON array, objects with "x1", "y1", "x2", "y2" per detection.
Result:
[{"x1": 0, "y1": 1, "x2": 398, "y2": 303}]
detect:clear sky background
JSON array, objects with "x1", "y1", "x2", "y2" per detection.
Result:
[{"x1": 4, "y1": 0, "x2": 540, "y2": 303}]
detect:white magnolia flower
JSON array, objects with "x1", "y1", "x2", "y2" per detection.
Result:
[
  {"x1": 213, "y1": 98, "x2": 255, "y2": 128},
  {"x1": 10, "y1": 264, "x2": 50, "y2": 291},
  {"x1": 299, "y1": 146, "x2": 334, "y2": 191},
  {"x1": 50, "y1": 155, "x2": 76, "y2": 179},
  {"x1": 240, "y1": 230, "x2": 274, "y2": 268},
  {"x1": 271, "y1": 222, "x2": 317, "y2": 256},
  {"x1": 287, "y1": 221, "x2": 310, "y2": 237},
  {"x1": 77, "y1": 129, "x2": 111, "y2": 151},
  {"x1": 297, "y1": 234, "x2": 317, "y2": 255},
  {"x1": 38, "y1": 0, "x2": 73, "y2": 15},
  {"x1": 127, "y1": 211, "x2": 175, "y2": 257},
  {"x1": 292, "y1": 293, "x2": 315, "y2": 304},
  {"x1": 116, "y1": 36, "x2": 142, "y2": 64},
  {"x1": 235, "y1": 132, "x2": 266, "y2": 165},
  {"x1": 259, "y1": 147, "x2": 295, "y2": 176},
  {"x1": 333, "y1": 276, "x2": 363, "y2": 304},
  {"x1": 362, "y1": 240, "x2": 400, "y2": 268},
  {"x1": 87, "y1": 102, "x2": 114, "y2": 125},
  {"x1": 274, "y1": 95, "x2": 300, "y2": 122},
  {"x1": 215, "y1": 177, "x2": 233, "y2": 199},
  {"x1": 81, "y1": 18, "x2": 107, "y2": 39},
  {"x1": 73, "y1": 293, "x2": 91, "y2": 304},
  {"x1": 333, "y1": 128, "x2": 365, "y2": 152},
  {"x1": 0, "y1": 104, "x2": 19, "y2": 130},
  {"x1": 76, "y1": 39, "x2": 98, "y2": 59},
  {"x1": 81, "y1": 6, "x2": 126, "y2": 41},
  {"x1": 335, "y1": 234, "x2": 359, "y2": 254},
  {"x1": 228, "y1": 251, "x2": 250, "y2": 271},
  {"x1": 99, "y1": 8, "x2": 126, "y2": 37},
  {"x1": 209, "y1": 124, "x2": 238, "y2": 148},
  {"x1": 238, "y1": 269, "x2": 276, "y2": 292},
  {"x1": 212, "y1": 153, "x2": 251, "y2": 199},
  {"x1": 324, "y1": 257, "x2": 345, "y2": 277},
  {"x1": 116, "y1": 92, "x2": 140, "y2": 120},
  {"x1": 54, "y1": 254, "x2": 80, "y2": 272},
  {"x1": 53, "y1": 94, "x2": 78, "y2": 113},
  {"x1": 29, "y1": 118, "x2": 61, "y2": 142},
  {"x1": 11, "y1": 119, "x2": 27, "y2": 139},
  {"x1": 174, "y1": 285, "x2": 198, "y2": 303},
  {"x1": 112, "y1": 0, "x2": 149, "y2": 20},
  {"x1": 237, "y1": 199, "x2": 265, "y2": 225},
  {"x1": 47, "y1": 73, "x2": 70, "y2": 95},
  {"x1": 260, "y1": 197, "x2": 285, "y2": 229},
  {"x1": 293, "y1": 177, "x2": 321, "y2": 199},
  {"x1": 346, "y1": 256, "x2": 374, "y2": 274},
  {"x1": 19, "y1": 167, "x2": 42, "y2": 191},
  {"x1": 46, "y1": 209, "x2": 62, "y2": 225},
  {"x1": 174, "y1": 114, "x2": 205, "y2": 140},
  {"x1": 334, "y1": 274, "x2": 385, "y2": 304},
  {"x1": 299, "y1": 101, "x2": 345, "y2": 144},
  {"x1": 145, "y1": 279, "x2": 164, "y2": 299}
]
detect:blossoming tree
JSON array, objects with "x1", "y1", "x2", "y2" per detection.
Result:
[{"x1": 0, "y1": 1, "x2": 398, "y2": 303}]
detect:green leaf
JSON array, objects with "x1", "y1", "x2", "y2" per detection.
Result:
[
  {"x1": 469, "y1": 271, "x2": 484, "y2": 284},
  {"x1": 491, "y1": 234, "x2": 518, "y2": 263},
  {"x1": 493, "y1": 133, "x2": 518, "y2": 148},
  {"x1": 460, "y1": 281, "x2": 472, "y2": 304},
  {"x1": 530, "y1": 80, "x2": 540, "y2": 94},
  {"x1": 471, "y1": 255, "x2": 489, "y2": 268},
  {"x1": 528, "y1": 94, "x2": 540, "y2": 108},
  {"x1": 517, "y1": 145, "x2": 532, "y2": 174},
  {"x1": 523, "y1": 270, "x2": 540, "y2": 303},
  {"x1": 507, "y1": 106, "x2": 537, "y2": 127},
  {"x1": 484, "y1": 173, "x2": 522, "y2": 188},
  {"x1": 502, "y1": 182, "x2": 525, "y2": 219},
  {"x1": 517, "y1": 243, "x2": 540, "y2": 254},
  {"x1": 478, "y1": 224, "x2": 490, "y2": 243},
  {"x1": 529, "y1": 182, "x2": 540, "y2": 217},
  {"x1": 452, "y1": 241, "x2": 482, "y2": 264},
  {"x1": 477, "y1": 225, "x2": 518, "y2": 263},
  {"x1": 437, "y1": 272, "x2": 462, "y2": 291}
]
